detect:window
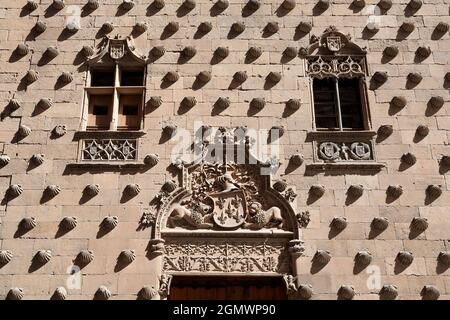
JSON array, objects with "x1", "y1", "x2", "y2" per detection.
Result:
[
  {"x1": 313, "y1": 77, "x2": 364, "y2": 130},
  {"x1": 84, "y1": 66, "x2": 145, "y2": 131}
]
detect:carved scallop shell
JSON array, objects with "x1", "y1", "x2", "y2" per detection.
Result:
[
  {"x1": 101, "y1": 22, "x2": 114, "y2": 33},
  {"x1": 26, "y1": 0, "x2": 39, "y2": 10},
  {"x1": 366, "y1": 22, "x2": 379, "y2": 33},
  {"x1": 9, "y1": 98, "x2": 21, "y2": 111},
  {"x1": 134, "y1": 22, "x2": 148, "y2": 33},
  {"x1": 153, "y1": 0, "x2": 165, "y2": 9},
  {"x1": 148, "y1": 46, "x2": 165, "y2": 60},
  {"x1": 408, "y1": 0, "x2": 422, "y2": 10},
  {"x1": 165, "y1": 71, "x2": 179, "y2": 82},
  {"x1": 122, "y1": 0, "x2": 135, "y2": 10},
  {"x1": 215, "y1": 46, "x2": 229, "y2": 58},
  {"x1": 411, "y1": 217, "x2": 428, "y2": 232},
  {"x1": 383, "y1": 46, "x2": 399, "y2": 58},
  {"x1": 166, "y1": 21, "x2": 179, "y2": 33},
  {"x1": 125, "y1": 184, "x2": 141, "y2": 197},
  {"x1": 416, "y1": 46, "x2": 431, "y2": 59},
  {"x1": 441, "y1": 156, "x2": 450, "y2": 167},
  {"x1": 298, "y1": 284, "x2": 313, "y2": 300},
  {"x1": 273, "y1": 180, "x2": 288, "y2": 192},
  {"x1": 53, "y1": 0, "x2": 65, "y2": 10},
  {"x1": 247, "y1": 0, "x2": 260, "y2": 10},
  {"x1": 378, "y1": 0, "x2": 392, "y2": 10},
  {"x1": 53, "y1": 125, "x2": 67, "y2": 138},
  {"x1": 247, "y1": 46, "x2": 262, "y2": 59},
  {"x1": 77, "y1": 250, "x2": 94, "y2": 264},
  {"x1": 216, "y1": 0, "x2": 229, "y2": 9},
  {"x1": 231, "y1": 22, "x2": 245, "y2": 33},
  {"x1": 199, "y1": 22, "x2": 212, "y2": 33},
  {"x1": 429, "y1": 96, "x2": 444, "y2": 109},
  {"x1": 20, "y1": 217, "x2": 37, "y2": 230},
  {"x1": 438, "y1": 251, "x2": 450, "y2": 266},
  {"x1": 407, "y1": 72, "x2": 422, "y2": 84},
  {"x1": 290, "y1": 153, "x2": 304, "y2": 166},
  {"x1": 266, "y1": 22, "x2": 279, "y2": 33},
  {"x1": 119, "y1": 250, "x2": 136, "y2": 264},
  {"x1": 0, "y1": 154, "x2": 10, "y2": 166},
  {"x1": 391, "y1": 96, "x2": 407, "y2": 108},
  {"x1": 401, "y1": 152, "x2": 416, "y2": 165},
  {"x1": 81, "y1": 45, "x2": 94, "y2": 57},
  {"x1": 183, "y1": 0, "x2": 196, "y2": 9},
  {"x1": 348, "y1": 184, "x2": 364, "y2": 198},
  {"x1": 416, "y1": 125, "x2": 429, "y2": 137},
  {"x1": 297, "y1": 21, "x2": 312, "y2": 33},
  {"x1": 16, "y1": 43, "x2": 29, "y2": 55},
  {"x1": 59, "y1": 72, "x2": 73, "y2": 84},
  {"x1": 426, "y1": 184, "x2": 442, "y2": 198},
  {"x1": 61, "y1": 216, "x2": 78, "y2": 231},
  {"x1": 8, "y1": 184, "x2": 24, "y2": 198},
  {"x1": 314, "y1": 250, "x2": 331, "y2": 265},
  {"x1": 38, "y1": 98, "x2": 53, "y2": 110},
  {"x1": 233, "y1": 71, "x2": 248, "y2": 82},
  {"x1": 310, "y1": 184, "x2": 325, "y2": 197},
  {"x1": 355, "y1": 251, "x2": 372, "y2": 266},
  {"x1": 331, "y1": 217, "x2": 347, "y2": 231},
  {"x1": 46, "y1": 185, "x2": 61, "y2": 197},
  {"x1": 338, "y1": 285, "x2": 355, "y2": 300},
  {"x1": 51, "y1": 287, "x2": 67, "y2": 300},
  {"x1": 197, "y1": 71, "x2": 211, "y2": 82},
  {"x1": 250, "y1": 98, "x2": 265, "y2": 110},
  {"x1": 144, "y1": 154, "x2": 159, "y2": 166},
  {"x1": 379, "y1": 285, "x2": 398, "y2": 300},
  {"x1": 0, "y1": 250, "x2": 13, "y2": 265},
  {"x1": 387, "y1": 185, "x2": 403, "y2": 198},
  {"x1": 378, "y1": 125, "x2": 393, "y2": 137},
  {"x1": 421, "y1": 285, "x2": 440, "y2": 300},
  {"x1": 267, "y1": 71, "x2": 282, "y2": 83},
  {"x1": 286, "y1": 99, "x2": 301, "y2": 110},
  {"x1": 182, "y1": 46, "x2": 197, "y2": 58},
  {"x1": 86, "y1": 0, "x2": 100, "y2": 10},
  {"x1": 84, "y1": 184, "x2": 100, "y2": 197},
  {"x1": 148, "y1": 96, "x2": 163, "y2": 108},
  {"x1": 45, "y1": 46, "x2": 59, "y2": 59},
  {"x1": 6, "y1": 288, "x2": 24, "y2": 300},
  {"x1": 34, "y1": 21, "x2": 47, "y2": 33},
  {"x1": 95, "y1": 285, "x2": 111, "y2": 300},
  {"x1": 397, "y1": 251, "x2": 414, "y2": 266},
  {"x1": 35, "y1": 250, "x2": 52, "y2": 264},
  {"x1": 30, "y1": 154, "x2": 45, "y2": 165},
  {"x1": 436, "y1": 22, "x2": 449, "y2": 33},
  {"x1": 270, "y1": 125, "x2": 285, "y2": 137},
  {"x1": 400, "y1": 21, "x2": 415, "y2": 33},
  {"x1": 372, "y1": 71, "x2": 388, "y2": 84},
  {"x1": 216, "y1": 97, "x2": 230, "y2": 109},
  {"x1": 163, "y1": 124, "x2": 178, "y2": 136},
  {"x1": 281, "y1": 0, "x2": 296, "y2": 10},
  {"x1": 102, "y1": 216, "x2": 119, "y2": 230},
  {"x1": 162, "y1": 180, "x2": 177, "y2": 193},
  {"x1": 181, "y1": 96, "x2": 197, "y2": 108},
  {"x1": 139, "y1": 286, "x2": 160, "y2": 300},
  {"x1": 26, "y1": 70, "x2": 39, "y2": 83},
  {"x1": 352, "y1": 0, "x2": 365, "y2": 8},
  {"x1": 371, "y1": 217, "x2": 389, "y2": 231}
]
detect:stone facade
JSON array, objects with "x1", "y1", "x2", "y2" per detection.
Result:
[{"x1": 0, "y1": 0, "x2": 449, "y2": 300}]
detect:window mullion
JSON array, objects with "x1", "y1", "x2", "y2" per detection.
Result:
[
  {"x1": 334, "y1": 77, "x2": 343, "y2": 131},
  {"x1": 110, "y1": 64, "x2": 120, "y2": 131}
]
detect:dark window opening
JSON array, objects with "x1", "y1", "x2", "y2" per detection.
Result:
[
  {"x1": 313, "y1": 77, "x2": 364, "y2": 130},
  {"x1": 91, "y1": 70, "x2": 115, "y2": 87},
  {"x1": 92, "y1": 105, "x2": 109, "y2": 116},
  {"x1": 122, "y1": 105, "x2": 138, "y2": 116},
  {"x1": 121, "y1": 70, "x2": 144, "y2": 86}
]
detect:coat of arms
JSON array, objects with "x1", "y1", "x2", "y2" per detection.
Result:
[
  {"x1": 326, "y1": 36, "x2": 342, "y2": 52},
  {"x1": 110, "y1": 43, "x2": 125, "y2": 60}
]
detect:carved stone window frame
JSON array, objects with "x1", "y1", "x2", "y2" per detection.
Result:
[
  {"x1": 71, "y1": 35, "x2": 149, "y2": 167},
  {"x1": 300, "y1": 26, "x2": 372, "y2": 132}
]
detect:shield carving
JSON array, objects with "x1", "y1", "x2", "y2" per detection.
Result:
[
  {"x1": 326, "y1": 36, "x2": 342, "y2": 52},
  {"x1": 110, "y1": 43, "x2": 125, "y2": 60},
  {"x1": 210, "y1": 190, "x2": 248, "y2": 229}
]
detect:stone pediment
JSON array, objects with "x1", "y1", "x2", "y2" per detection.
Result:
[{"x1": 88, "y1": 35, "x2": 147, "y2": 65}]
